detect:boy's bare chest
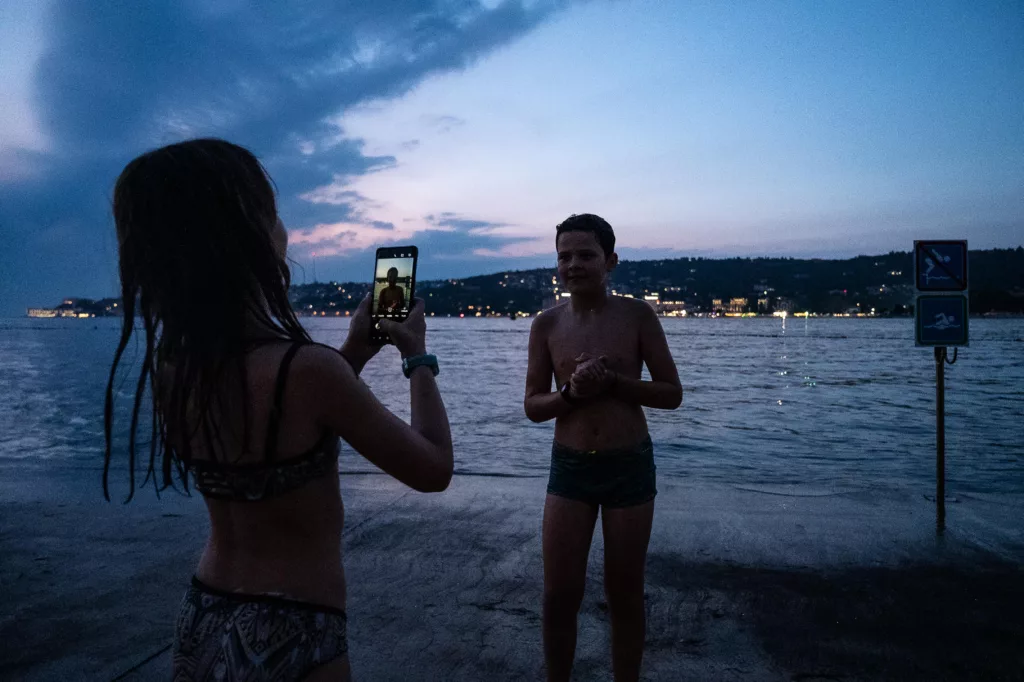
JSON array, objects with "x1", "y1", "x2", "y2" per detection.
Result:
[{"x1": 547, "y1": 314, "x2": 640, "y2": 380}]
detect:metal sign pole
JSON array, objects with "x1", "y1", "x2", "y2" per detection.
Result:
[
  {"x1": 934, "y1": 346, "x2": 946, "y2": 532},
  {"x1": 915, "y1": 239, "x2": 966, "y2": 534}
]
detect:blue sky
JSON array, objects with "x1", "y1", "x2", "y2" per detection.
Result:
[{"x1": 1, "y1": 0, "x2": 1022, "y2": 314}]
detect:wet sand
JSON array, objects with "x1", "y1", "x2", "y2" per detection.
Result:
[{"x1": 2, "y1": 470, "x2": 1023, "y2": 681}]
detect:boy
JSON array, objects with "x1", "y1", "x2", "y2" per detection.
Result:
[
  {"x1": 524, "y1": 214, "x2": 682, "y2": 682},
  {"x1": 377, "y1": 266, "x2": 406, "y2": 314}
]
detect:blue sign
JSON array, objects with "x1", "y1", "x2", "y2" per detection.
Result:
[
  {"x1": 916, "y1": 295, "x2": 969, "y2": 346},
  {"x1": 915, "y1": 240, "x2": 967, "y2": 292}
]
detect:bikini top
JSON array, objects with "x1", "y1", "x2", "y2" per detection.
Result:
[{"x1": 189, "y1": 342, "x2": 340, "y2": 502}]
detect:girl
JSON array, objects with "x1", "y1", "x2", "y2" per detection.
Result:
[{"x1": 104, "y1": 138, "x2": 452, "y2": 681}]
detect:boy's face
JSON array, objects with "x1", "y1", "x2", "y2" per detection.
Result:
[{"x1": 556, "y1": 230, "x2": 616, "y2": 296}]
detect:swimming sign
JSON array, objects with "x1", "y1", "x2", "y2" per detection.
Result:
[{"x1": 916, "y1": 294, "x2": 969, "y2": 346}]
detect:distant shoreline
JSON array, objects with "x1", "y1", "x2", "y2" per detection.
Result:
[
  {"x1": 16, "y1": 309, "x2": 1024, "y2": 319},
  {"x1": 18, "y1": 247, "x2": 1024, "y2": 318}
]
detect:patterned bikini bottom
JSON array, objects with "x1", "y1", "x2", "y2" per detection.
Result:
[{"x1": 173, "y1": 576, "x2": 348, "y2": 682}]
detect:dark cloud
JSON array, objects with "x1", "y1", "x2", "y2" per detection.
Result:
[
  {"x1": 282, "y1": 206, "x2": 543, "y2": 285},
  {"x1": 426, "y1": 212, "x2": 506, "y2": 231},
  {"x1": 285, "y1": 209, "x2": 530, "y2": 261},
  {"x1": 0, "y1": 0, "x2": 573, "y2": 313},
  {"x1": 296, "y1": 222, "x2": 552, "y2": 286}
]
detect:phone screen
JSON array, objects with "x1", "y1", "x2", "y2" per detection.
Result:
[{"x1": 370, "y1": 246, "x2": 417, "y2": 344}]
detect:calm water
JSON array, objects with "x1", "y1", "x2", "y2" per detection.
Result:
[{"x1": 0, "y1": 317, "x2": 1021, "y2": 495}]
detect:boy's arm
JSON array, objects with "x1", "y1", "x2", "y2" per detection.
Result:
[
  {"x1": 608, "y1": 305, "x2": 682, "y2": 409},
  {"x1": 524, "y1": 314, "x2": 573, "y2": 423}
]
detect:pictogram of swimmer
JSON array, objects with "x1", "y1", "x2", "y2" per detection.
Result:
[{"x1": 925, "y1": 312, "x2": 960, "y2": 330}]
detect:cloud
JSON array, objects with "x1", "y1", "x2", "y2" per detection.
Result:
[
  {"x1": 471, "y1": 240, "x2": 549, "y2": 257},
  {"x1": 282, "y1": 204, "x2": 545, "y2": 275},
  {"x1": 426, "y1": 212, "x2": 506, "y2": 231},
  {"x1": 31, "y1": 2, "x2": 566, "y2": 157},
  {"x1": 299, "y1": 185, "x2": 382, "y2": 209},
  {"x1": 0, "y1": 0, "x2": 574, "y2": 313},
  {"x1": 289, "y1": 222, "x2": 389, "y2": 257},
  {"x1": 399, "y1": 219, "x2": 545, "y2": 261},
  {"x1": 420, "y1": 114, "x2": 467, "y2": 133},
  {"x1": 0, "y1": 147, "x2": 48, "y2": 183}
]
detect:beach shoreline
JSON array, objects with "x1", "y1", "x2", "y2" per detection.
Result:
[{"x1": 2, "y1": 470, "x2": 1022, "y2": 681}]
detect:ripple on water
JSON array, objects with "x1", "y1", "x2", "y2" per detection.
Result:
[{"x1": 0, "y1": 317, "x2": 1022, "y2": 493}]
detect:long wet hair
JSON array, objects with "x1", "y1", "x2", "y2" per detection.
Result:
[{"x1": 103, "y1": 138, "x2": 311, "y2": 501}]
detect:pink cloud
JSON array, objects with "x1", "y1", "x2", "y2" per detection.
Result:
[
  {"x1": 470, "y1": 237, "x2": 549, "y2": 258},
  {"x1": 289, "y1": 221, "x2": 396, "y2": 256}
]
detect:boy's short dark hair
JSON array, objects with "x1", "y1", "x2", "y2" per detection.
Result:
[{"x1": 555, "y1": 214, "x2": 615, "y2": 257}]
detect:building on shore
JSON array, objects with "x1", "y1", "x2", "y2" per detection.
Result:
[
  {"x1": 26, "y1": 298, "x2": 122, "y2": 318},
  {"x1": 27, "y1": 299, "x2": 92, "y2": 318},
  {"x1": 26, "y1": 308, "x2": 61, "y2": 318},
  {"x1": 655, "y1": 300, "x2": 687, "y2": 316},
  {"x1": 726, "y1": 297, "x2": 749, "y2": 315}
]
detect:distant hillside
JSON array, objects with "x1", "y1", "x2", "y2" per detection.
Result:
[
  {"x1": 33, "y1": 248, "x2": 1024, "y2": 318},
  {"x1": 287, "y1": 247, "x2": 1024, "y2": 317}
]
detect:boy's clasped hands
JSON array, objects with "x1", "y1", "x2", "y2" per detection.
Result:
[{"x1": 569, "y1": 352, "x2": 617, "y2": 400}]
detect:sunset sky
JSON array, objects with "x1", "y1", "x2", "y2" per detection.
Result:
[{"x1": 1, "y1": 0, "x2": 1021, "y2": 314}]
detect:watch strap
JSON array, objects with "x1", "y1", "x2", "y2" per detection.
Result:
[{"x1": 402, "y1": 354, "x2": 439, "y2": 378}]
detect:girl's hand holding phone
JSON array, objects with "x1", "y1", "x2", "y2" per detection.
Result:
[
  {"x1": 340, "y1": 294, "x2": 382, "y2": 373},
  {"x1": 379, "y1": 298, "x2": 427, "y2": 359},
  {"x1": 340, "y1": 295, "x2": 428, "y2": 373}
]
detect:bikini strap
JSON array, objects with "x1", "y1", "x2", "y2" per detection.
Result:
[{"x1": 264, "y1": 342, "x2": 304, "y2": 461}]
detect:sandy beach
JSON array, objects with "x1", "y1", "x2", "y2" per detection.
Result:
[{"x1": 2, "y1": 466, "x2": 1023, "y2": 682}]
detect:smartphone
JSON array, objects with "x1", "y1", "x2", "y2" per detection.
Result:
[{"x1": 370, "y1": 245, "x2": 418, "y2": 344}]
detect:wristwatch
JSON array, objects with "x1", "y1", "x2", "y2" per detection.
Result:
[
  {"x1": 559, "y1": 381, "x2": 580, "y2": 405},
  {"x1": 402, "y1": 354, "x2": 439, "y2": 378}
]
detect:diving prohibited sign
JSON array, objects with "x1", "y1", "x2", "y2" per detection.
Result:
[
  {"x1": 915, "y1": 240, "x2": 967, "y2": 292},
  {"x1": 914, "y1": 240, "x2": 968, "y2": 347}
]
